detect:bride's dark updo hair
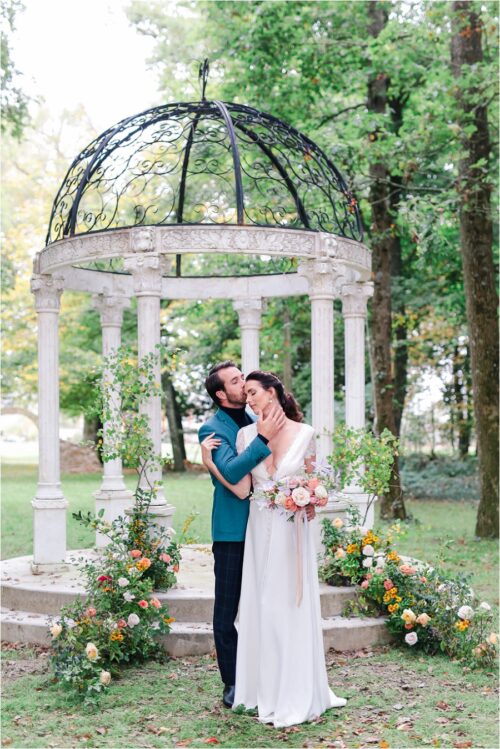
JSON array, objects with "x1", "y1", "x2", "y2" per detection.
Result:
[{"x1": 245, "y1": 371, "x2": 304, "y2": 423}]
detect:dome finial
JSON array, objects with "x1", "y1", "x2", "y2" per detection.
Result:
[{"x1": 199, "y1": 58, "x2": 210, "y2": 101}]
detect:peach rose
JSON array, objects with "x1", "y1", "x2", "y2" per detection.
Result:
[
  {"x1": 173, "y1": 564, "x2": 179, "y2": 573},
  {"x1": 117, "y1": 619, "x2": 127, "y2": 629},
  {"x1": 159, "y1": 553, "x2": 172, "y2": 563},
  {"x1": 487, "y1": 632, "x2": 498, "y2": 645},
  {"x1": 284, "y1": 497, "x2": 298, "y2": 512},
  {"x1": 136, "y1": 557, "x2": 152, "y2": 571},
  {"x1": 130, "y1": 549, "x2": 142, "y2": 559},
  {"x1": 85, "y1": 607, "x2": 97, "y2": 618},
  {"x1": 401, "y1": 608, "x2": 417, "y2": 624},
  {"x1": 307, "y1": 477, "x2": 319, "y2": 490},
  {"x1": 150, "y1": 597, "x2": 161, "y2": 609},
  {"x1": 333, "y1": 518, "x2": 344, "y2": 529},
  {"x1": 334, "y1": 548, "x2": 346, "y2": 559},
  {"x1": 316, "y1": 495, "x2": 328, "y2": 507},
  {"x1": 416, "y1": 613, "x2": 431, "y2": 627},
  {"x1": 50, "y1": 623, "x2": 62, "y2": 638},
  {"x1": 99, "y1": 670, "x2": 111, "y2": 685},
  {"x1": 360, "y1": 580, "x2": 369, "y2": 589},
  {"x1": 383, "y1": 579, "x2": 394, "y2": 591},
  {"x1": 85, "y1": 642, "x2": 99, "y2": 660}
]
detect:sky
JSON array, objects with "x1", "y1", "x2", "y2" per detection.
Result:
[{"x1": 11, "y1": 0, "x2": 160, "y2": 136}]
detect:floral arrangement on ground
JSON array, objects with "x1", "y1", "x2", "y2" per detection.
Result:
[
  {"x1": 320, "y1": 506, "x2": 498, "y2": 669},
  {"x1": 49, "y1": 489, "x2": 192, "y2": 704}
]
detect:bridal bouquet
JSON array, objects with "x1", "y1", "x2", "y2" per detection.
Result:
[{"x1": 252, "y1": 473, "x2": 329, "y2": 518}]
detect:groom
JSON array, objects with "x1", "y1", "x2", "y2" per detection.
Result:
[{"x1": 199, "y1": 361, "x2": 286, "y2": 708}]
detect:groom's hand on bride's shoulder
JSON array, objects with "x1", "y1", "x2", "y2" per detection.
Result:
[{"x1": 256, "y1": 403, "x2": 286, "y2": 440}]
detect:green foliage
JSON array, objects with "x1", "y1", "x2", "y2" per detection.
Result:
[
  {"x1": 0, "y1": 0, "x2": 30, "y2": 138},
  {"x1": 326, "y1": 425, "x2": 398, "y2": 516}
]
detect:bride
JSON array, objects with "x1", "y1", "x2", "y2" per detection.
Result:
[{"x1": 201, "y1": 370, "x2": 346, "y2": 727}]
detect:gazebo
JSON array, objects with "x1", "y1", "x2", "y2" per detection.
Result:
[{"x1": 30, "y1": 79, "x2": 373, "y2": 569}]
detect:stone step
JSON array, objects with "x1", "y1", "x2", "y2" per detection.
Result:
[
  {"x1": 0, "y1": 606, "x2": 391, "y2": 657},
  {"x1": 0, "y1": 577, "x2": 357, "y2": 621}
]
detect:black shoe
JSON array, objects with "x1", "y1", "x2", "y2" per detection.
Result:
[{"x1": 222, "y1": 684, "x2": 235, "y2": 708}]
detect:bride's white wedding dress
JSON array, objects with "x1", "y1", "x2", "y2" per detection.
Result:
[{"x1": 233, "y1": 422, "x2": 346, "y2": 727}]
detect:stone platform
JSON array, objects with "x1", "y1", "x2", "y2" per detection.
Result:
[{"x1": 1, "y1": 545, "x2": 392, "y2": 656}]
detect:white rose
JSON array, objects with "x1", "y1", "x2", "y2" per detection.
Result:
[
  {"x1": 50, "y1": 623, "x2": 62, "y2": 638},
  {"x1": 479, "y1": 602, "x2": 491, "y2": 612},
  {"x1": 405, "y1": 632, "x2": 418, "y2": 646},
  {"x1": 314, "y1": 485, "x2": 328, "y2": 500},
  {"x1": 123, "y1": 591, "x2": 135, "y2": 602},
  {"x1": 274, "y1": 491, "x2": 288, "y2": 507},
  {"x1": 362, "y1": 557, "x2": 373, "y2": 568},
  {"x1": 99, "y1": 670, "x2": 111, "y2": 685},
  {"x1": 362, "y1": 544, "x2": 375, "y2": 556},
  {"x1": 117, "y1": 577, "x2": 129, "y2": 587},
  {"x1": 127, "y1": 613, "x2": 140, "y2": 628},
  {"x1": 375, "y1": 557, "x2": 385, "y2": 568},
  {"x1": 458, "y1": 605, "x2": 474, "y2": 620},
  {"x1": 85, "y1": 642, "x2": 99, "y2": 660},
  {"x1": 65, "y1": 618, "x2": 76, "y2": 629},
  {"x1": 291, "y1": 486, "x2": 311, "y2": 507}
]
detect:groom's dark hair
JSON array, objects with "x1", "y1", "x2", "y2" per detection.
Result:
[{"x1": 205, "y1": 360, "x2": 238, "y2": 406}]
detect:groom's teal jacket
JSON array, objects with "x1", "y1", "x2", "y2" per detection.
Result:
[{"x1": 198, "y1": 409, "x2": 271, "y2": 542}]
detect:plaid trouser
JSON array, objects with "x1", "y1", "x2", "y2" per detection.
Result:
[{"x1": 212, "y1": 541, "x2": 245, "y2": 686}]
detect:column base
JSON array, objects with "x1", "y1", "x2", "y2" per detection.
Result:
[
  {"x1": 94, "y1": 489, "x2": 135, "y2": 548},
  {"x1": 32, "y1": 497, "x2": 69, "y2": 566}
]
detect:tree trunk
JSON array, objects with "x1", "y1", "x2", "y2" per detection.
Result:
[
  {"x1": 367, "y1": 0, "x2": 406, "y2": 520},
  {"x1": 451, "y1": 2, "x2": 499, "y2": 537},
  {"x1": 390, "y1": 171, "x2": 408, "y2": 436},
  {"x1": 162, "y1": 372, "x2": 186, "y2": 472}
]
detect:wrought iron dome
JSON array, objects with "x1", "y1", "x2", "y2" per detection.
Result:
[{"x1": 47, "y1": 99, "x2": 363, "y2": 249}]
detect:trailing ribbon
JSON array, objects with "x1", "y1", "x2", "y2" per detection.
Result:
[{"x1": 295, "y1": 508, "x2": 305, "y2": 606}]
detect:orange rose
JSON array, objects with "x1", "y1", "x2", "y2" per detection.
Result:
[
  {"x1": 173, "y1": 564, "x2": 179, "y2": 573},
  {"x1": 284, "y1": 497, "x2": 298, "y2": 512}
]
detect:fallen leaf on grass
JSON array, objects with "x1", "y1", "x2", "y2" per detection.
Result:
[
  {"x1": 204, "y1": 739, "x2": 220, "y2": 745},
  {"x1": 436, "y1": 717, "x2": 450, "y2": 724},
  {"x1": 379, "y1": 742, "x2": 390, "y2": 749},
  {"x1": 453, "y1": 742, "x2": 472, "y2": 748},
  {"x1": 175, "y1": 740, "x2": 192, "y2": 747},
  {"x1": 436, "y1": 701, "x2": 450, "y2": 711},
  {"x1": 2, "y1": 740, "x2": 13, "y2": 747},
  {"x1": 95, "y1": 728, "x2": 107, "y2": 736}
]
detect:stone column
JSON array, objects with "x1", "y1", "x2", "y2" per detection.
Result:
[
  {"x1": 341, "y1": 281, "x2": 375, "y2": 527},
  {"x1": 298, "y1": 258, "x2": 337, "y2": 459},
  {"x1": 92, "y1": 294, "x2": 134, "y2": 547},
  {"x1": 233, "y1": 298, "x2": 263, "y2": 374},
  {"x1": 30, "y1": 273, "x2": 68, "y2": 570},
  {"x1": 124, "y1": 253, "x2": 174, "y2": 533}
]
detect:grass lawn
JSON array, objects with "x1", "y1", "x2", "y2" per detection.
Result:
[{"x1": 1, "y1": 464, "x2": 498, "y2": 748}]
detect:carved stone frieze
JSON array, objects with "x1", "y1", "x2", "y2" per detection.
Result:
[{"x1": 31, "y1": 274, "x2": 65, "y2": 312}]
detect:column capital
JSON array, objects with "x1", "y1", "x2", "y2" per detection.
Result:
[
  {"x1": 341, "y1": 282, "x2": 374, "y2": 317},
  {"x1": 92, "y1": 294, "x2": 131, "y2": 327},
  {"x1": 31, "y1": 274, "x2": 64, "y2": 312},
  {"x1": 233, "y1": 298, "x2": 264, "y2": 329},
  {"x1": 298, "y1": 258, "x2": 348, "y2": 300},
  {"x1": 124, "y1": 254, "x2": 163, "y2": 296}
]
